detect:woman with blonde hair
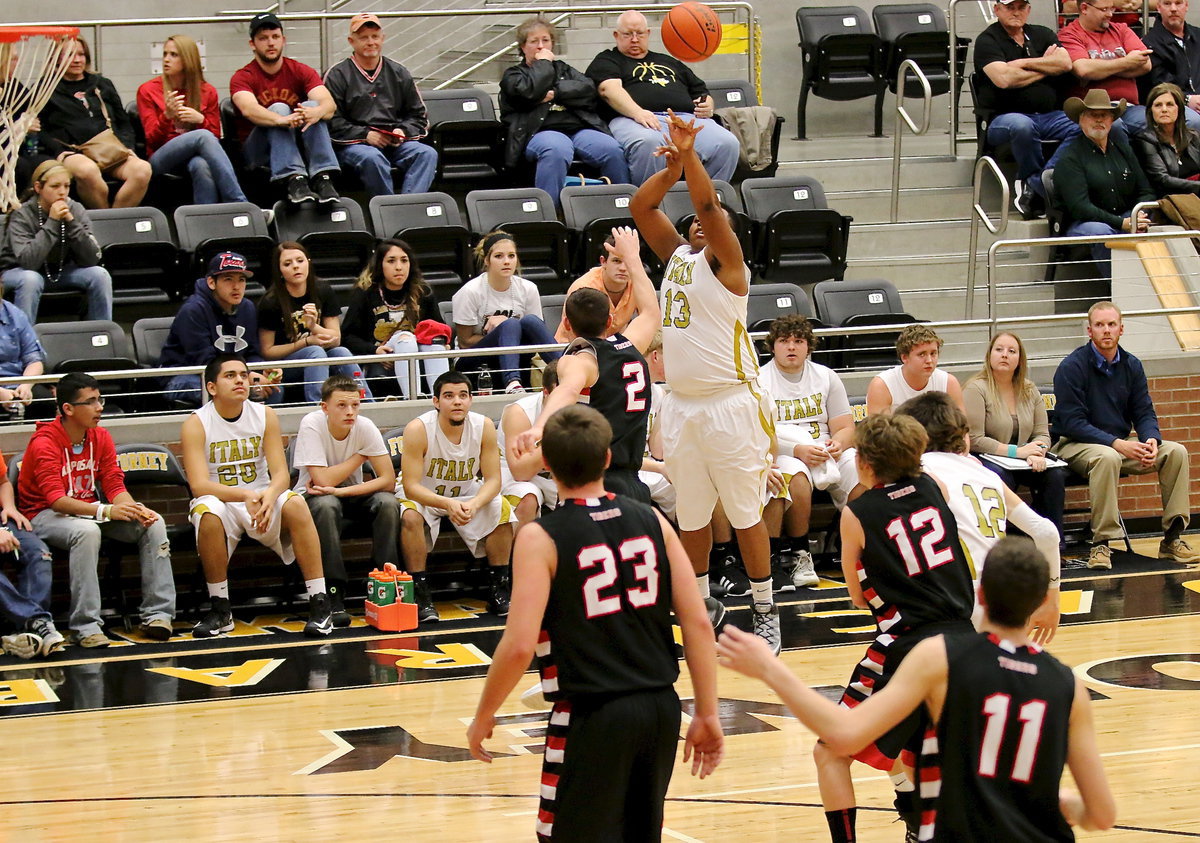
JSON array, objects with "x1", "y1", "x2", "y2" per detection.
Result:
[
  {"x1": 1132, "y1": 81, "x2": 1200, "y2": 197},
  {"x1": 451, "y1": 231, "x2": 562, "y2": 393},
  {"x1": 136, "y1": 34, "x2": 247, "y2": 204},
  {"x1": 963, "y1": 331, "x2": 1065, "y2": 541},
  {"x1": 0, "y1": 160, "x2": 112, "y2": 322}
]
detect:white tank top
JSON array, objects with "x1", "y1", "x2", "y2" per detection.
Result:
[
  {"x1": 922, "y1": 451, "x2": 1008, "y2": 578},
  {"x1": 660, "y1": 245, "x2": 757, "y2": 397},
  {"x1": 496, "y1": 393, "x2": 543, "y2": 456},
  {"x1": 417, "y1": 408, "x2": 486, "y2": 500},
  {"x1": 879, "y1": 365, "x2": 950, "y2": 411},
  {"x1": 196, "y1": 399, "x2": 271, "y2": 492}
]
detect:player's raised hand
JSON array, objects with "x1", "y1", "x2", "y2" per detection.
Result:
[
  {"x1": 716, "y1": 625, "x2": 779, "y2": 680},
  {"x1": 664, "y1": 108, "x2": 701, "y2": 154},
  {"x1": 466, "y1": 714, "x2": 496, "y2": 763},
  {"x1": 683, "y1": 713, "x2": 724, "y2": 779},
  {"x1": 605, "y1": 225, "x2": 641, "y2": 263},
  {"x1": 513, "y1": 427, "x2": 542, "y2": 460}
]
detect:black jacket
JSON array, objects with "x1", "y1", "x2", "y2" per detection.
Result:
[
  {"x1": 1131, "y1": 127, "x2": 1200, "y2": 196},
  {"x1": 498, "y1": 59, "x2": 610, "y2": 170},
  {"x1": 38, "y1": 72, "x2": 136, "y2": 155},
  {"x1": 1144, "y1": 19, "x2": 1200, "y2": 97}
]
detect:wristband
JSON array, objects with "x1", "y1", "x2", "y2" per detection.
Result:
[
  {"x1": 95, "y1": 502, "x2": 110, "y2": 523},
  {"x1": 1008, "y1": 445, "x2": 1018, "y2": 458}
]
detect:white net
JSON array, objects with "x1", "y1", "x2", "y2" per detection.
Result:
[{"x1": 0, "y1": 27, "x2": 78, "y2": 213}]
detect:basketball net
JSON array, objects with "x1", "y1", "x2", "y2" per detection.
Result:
[{"x1": 0, "y1": 27, "x2": 79, "y2": 213}]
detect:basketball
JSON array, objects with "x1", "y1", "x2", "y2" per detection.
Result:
[{"x1": 661, "y1": 2, "x2": 723, "y2": 63}]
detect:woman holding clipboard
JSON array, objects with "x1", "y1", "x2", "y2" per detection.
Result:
[{"x1": 964, "y1": 331, "x2": 1066, "y2": 543}]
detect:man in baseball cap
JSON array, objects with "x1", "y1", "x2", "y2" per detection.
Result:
[
  {"x1": 159, "y1": 251, "x2": 282, "y2": 407},
  {"x1": 323, "y1": 12, "x2": 437, "y2": 197}
]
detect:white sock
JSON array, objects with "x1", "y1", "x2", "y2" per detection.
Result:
[
  {"x1": 207, "y1": 580, "x2": 229, "y2": 600},
  {"x1": 890, "y1": 771, "x2": 914, "y2": 792},
  {"x1": 305, "y1": 577, "x2": 327, "y2": 597},
  {"x1": 750, "y1": 577, "x2": 773, "y2": 610},
  {"x1": 696, "y1": 573, "x2": 710, "y2": 599}
]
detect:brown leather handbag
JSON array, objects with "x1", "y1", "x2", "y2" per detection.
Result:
[{"x1": 70, "y1": 90, "x2": 132, "y2": 172}]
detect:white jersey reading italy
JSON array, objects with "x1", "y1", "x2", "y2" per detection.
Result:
[
  {"x1": 660, "y1": 244, "x2": 757, "y2": 397},
  {"x1": 416, "y1": 408, "x2": 486, "y2": 500},
  {"x1": 922, "y1": 451, "x2": 1008, "y2": 578},
  {"x1": 759, "y1": 358, "x2": 851, "y2": 441},
  {"x1": 196, "y1": 399, "x2": 270, "y2": 492}
]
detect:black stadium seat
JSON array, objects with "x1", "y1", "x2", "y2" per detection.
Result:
[
  {"x1": 422, "y1": 88, "x2": 506, "y2": 190},
  {"x1": 87, "y1": 206, "x2": 178, "y2": 303},
  {"x1": 873, "y1": 3, "x2": 969, "y2": 133},
  {"x1": 740, "y1": 175, "x2": 852, "y2": 284},
  {"x1": 36, "y1": 320, "x2": 139, "y2": 410},
  {"x1": 270, "y1": 198, "x2": 375, "y2": 294},
  {"x1": 795, "y1": 6, "x2": 886, "y2": 138},
  {"x1": 707, "y1": 78, "x2": 784, "y2": 179},
  {"x1": 368, "y1": 192, "x2": 473, "y2": 301},
  {"x1": 559, "y1": 183, "x2": 639, "y2": 274},
  {"x1": 465, "y1": 188, "x2": 570, "y2": 292},
  {"x1": 173, "y1": 202, "x2": 273, "y2": 295},
  {"x1": 132, "y1": 316, "x2": 176, "y2": 368},
  {"x1": 812, "y1": 278, "x2": 916, "y2": 370}
]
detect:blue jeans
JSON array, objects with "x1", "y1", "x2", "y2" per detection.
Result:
[
  {"x1": 986, "y1": 110, "x2": 1080, "y2": 198},
  {"x1": 609, "y1": 113, "x2": 739, "y2": 185},
  {"x1": 150, "y1": 129, "x2": 248, "y2": 204},
  {"x1": 30, "y1": 510, "x2": 175, "y2": 637},
  {"x1": 243, "y1": 101, "x2": 340, "y2": 181},
  {"x1": 335, "y1": 141, "x2": 438, "y2": 197},
  {"x1": 1064, "y1": 219, "x2": 1121, "y2": 278},
  {"x1": 1, "y1": 264, "x2": 113, "y2": 323},
  {"x1": 165, "y1": 373, "x2": 284, "y2": 408},
  {"x1": 280, "y1": 344, "x2": 360, "y2": 403},
  {"x1": 469, "y1": 314, "x2": 562, "y2": 387},
  {"x1": 382, "y1": 330, "x2": 450, "y2": 398},
  {"x1": 0, "y1": 526, "x2": 53, "y2": 626},
  {"x1": 525, "y1": 129, "x2": 631, "y2": 209}
]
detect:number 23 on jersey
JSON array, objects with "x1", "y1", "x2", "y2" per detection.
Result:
[{"x1": 578, "y1": 537, "x2": 659, "y2": 618}]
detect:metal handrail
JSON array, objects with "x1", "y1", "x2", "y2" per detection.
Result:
[
  {"x1": 891, "y1": 60, "x2": 933, "y2": 223},
  {"x1": 948, "y1": 0, "x2": 974, "y2": 157},
  {"x1": 437, "y1": 11, "x2": 573, "y2": 91},
  {"x1": 10, "y1": 4, "x2": 756, "y2": 88},
  {"x1": 966, "y1": 155, "x2": 1010, "y2": 317},
  {"x1": 985, "y1": 227, "x2": 1200, "y2": 326}
]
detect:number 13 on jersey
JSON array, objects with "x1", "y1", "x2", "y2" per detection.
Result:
[{"x1": 662, "y1": 289, "x2": 691, "y2": 328}]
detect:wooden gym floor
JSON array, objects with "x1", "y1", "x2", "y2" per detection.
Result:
[{"x1": 0, "y1": 537, "x2": 1197, "y2": 842}]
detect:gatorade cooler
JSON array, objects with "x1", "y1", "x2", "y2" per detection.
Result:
[{"x1": 365, "y1": 564, "x2": 418, "y2": 631}]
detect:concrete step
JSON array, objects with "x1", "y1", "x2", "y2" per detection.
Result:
[{"x1": 822, "y1": 186, "x2": 973, "y2": 225}]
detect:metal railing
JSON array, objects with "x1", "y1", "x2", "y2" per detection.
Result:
[
  {"x1": 965, "y1": 154, "x2": 1010, "y2": 317},
  {"x1": 891, "y1": 60, "x2": 933, "y2": 223},
  {"x1": 10, "y1": 4, "x2": 756, "y2": 90}
]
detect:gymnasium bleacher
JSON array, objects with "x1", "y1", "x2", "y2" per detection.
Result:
[{"x1": 1, "y1": 0, "x2": 1198, "y2": 630}]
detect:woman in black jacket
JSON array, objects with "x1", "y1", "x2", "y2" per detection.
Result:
[
  {"x1": 499, "y1": 16, "x2": 629, "y2": 209},
  {"x1": 1132, "y1": 82, "x2": 1200, "y2": 197},
  {"x1": 38, "y1": 38, "x2": 152, "y2": 209}
]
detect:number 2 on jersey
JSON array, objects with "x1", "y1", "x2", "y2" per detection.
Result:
[
  {"x1": 622, "y1": 361, "x2": 647, "y2": 411},
  {"x1": 578, "y1": 537, "x2": 659, "y2": 618}
]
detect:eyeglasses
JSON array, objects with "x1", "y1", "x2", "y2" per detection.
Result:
[
  {"x1": 69, "y1": 396, "x2": 105, "y2": 408},
  {"x1": 617, "y1": 29, "x2": 650, "y2": 39}
]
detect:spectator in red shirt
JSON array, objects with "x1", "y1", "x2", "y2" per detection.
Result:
[
  {"x1": 230, "y1": 13, "x2": 340, "y2": 205},
  {"x1": 137, "y1": 34, "x2": 247, "y2": 205},
  {"x1": 1059, "y1": 0, "x2": 1153, "y2": 137}
]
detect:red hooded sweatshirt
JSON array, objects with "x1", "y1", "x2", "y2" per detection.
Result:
[{"x1": 17, "y1": 418, "x2": 127, "y2": 521}]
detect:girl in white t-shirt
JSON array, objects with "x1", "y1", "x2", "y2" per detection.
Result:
[{"x1": 451, "y1": 231, "x2": 562, "y2": 393}]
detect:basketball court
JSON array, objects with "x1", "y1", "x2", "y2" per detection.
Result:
[{"x1": 0, "y1": 537, "x2": 1197, "y2": 841}]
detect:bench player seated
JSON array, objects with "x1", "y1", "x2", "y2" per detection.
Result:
[
  {"x1": 399, "y1": 371, "x2": 516, "y2": 621},
  {"x1": 759, "y1": 316, "x2": 860, "y2": 594},
  {"x1": 638, "y1": 332, "x2": 677, "y2": 523},
  {"x1": 718, "y1": 536, "x2": 1116, "y2": 841},
  {"x1": 500, "y1": 360, "x2": 560, "y2": 536},
  {"x1": 181, "y1": 353, "x2": 333, "y2": 638},
  {"x1": 896, "y1": 391, "x2": 1062, "y2": 642}
]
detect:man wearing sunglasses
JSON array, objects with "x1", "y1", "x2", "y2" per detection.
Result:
[{"x1": 17, "y1": 372, "x2": 176, "y2": 648}]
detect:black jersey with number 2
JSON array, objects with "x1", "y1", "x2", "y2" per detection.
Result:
[
  {"x1": 847, "y1": 473, "x2": 974, "y2": 632},
  {"x1": 569, "y1": 333, "x2": 650, "y2": 472},
  {"x1": 922, "y1": 632, "x2": 1076, "y2": 842},
  {"x1": 535, "y1": 493, "x2": 678, "y2": 700}
]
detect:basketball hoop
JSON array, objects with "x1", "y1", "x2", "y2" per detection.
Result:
[{"x1": 0, "y1": 26, "x2": 79, "y2": 213}]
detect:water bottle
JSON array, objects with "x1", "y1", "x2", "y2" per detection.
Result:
[
  {"x1": 477, "y1": 365, "x2": 493, "y2": 396},
  {"x1": 353, "y1": 370, "x2": 368, "y2": 399},
  {"x1": 22, "y1": 132, "x2": 38, "y2": 157}
]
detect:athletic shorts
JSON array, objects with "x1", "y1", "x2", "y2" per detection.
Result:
[
  {"x1": 661, "y1": 381, "x2": 774, "y2": 532},
  {"x1": 839, "y1": 620, "x2": 973, "y2": 770},
  {"x1": 537, "y1": 686, "x2": 680, "y2": 842},
  {"x1": 773, "y1": 448, "x2": 859, "y2": 508},
  {"x1": 399, "y1": 480, "x2": 515, "y2": 557},
  {"x1": 188, "y1": 491, "x2": 302, "y2": 564},
  {"x1": 502, "y1": 467, "x2": 558, "y2": 512},
  {"x1": 639, "y1": 470, "x2": 677, "y2": 522}
]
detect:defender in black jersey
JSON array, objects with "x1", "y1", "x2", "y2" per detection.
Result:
[
  {"x1": 515, "y1": 226, "x2": 660, "y2": 504},
  {"x1": 470, "y1": 405, "x2": 723, "y2": 842},
  {"x1": 719, "y1": 536, "x2": 1116, "y2": 841},
  {"x1": 819, "y1": 414, "x2": 975, "y2": 842}
]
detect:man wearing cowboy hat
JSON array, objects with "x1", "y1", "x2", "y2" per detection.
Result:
[
  {"x1": 1058, "y1": 0, "x2": 1153, "y2": 137},
  {"x1": 1052, "y1": 90, "x2": 1155, "y2": 275}
]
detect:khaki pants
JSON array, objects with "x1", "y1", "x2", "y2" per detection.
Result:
[{"x1": 1053, "y1": 436, "x2": 1191, "y2": 543}]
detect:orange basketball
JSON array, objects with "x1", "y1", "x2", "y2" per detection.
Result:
[{"x1": 661, "y1": 2, "x2": 723, "y2": 63}]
